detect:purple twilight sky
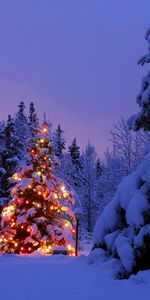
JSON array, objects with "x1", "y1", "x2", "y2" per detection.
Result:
[{"x1": 0, "y1": 0, "x2": 150, "y2": 155}]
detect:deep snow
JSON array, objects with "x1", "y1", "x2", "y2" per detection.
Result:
[{"x1": 0, "y1": 254, "x2": 149, "y2": 300}]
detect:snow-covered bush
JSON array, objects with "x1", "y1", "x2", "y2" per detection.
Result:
[{"x1": 92, "y1": 146, "x2": 150, "y2": 277}]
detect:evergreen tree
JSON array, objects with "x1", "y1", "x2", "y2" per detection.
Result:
[
  {"x1": 129, "y1": 28, "x2": 150, "y2": 130},
  {"x1": 28, "y1": 102, "x2": 39, "y2": 137},
  {"x1": 96, "y1": 158, "x2": 102, "y2": 179},
  {"x1": 0, "y1": 115, "x2": 21, "y2": 206},
  {"x1": 81, "y1": 142, "x2": 98, "y2": 232},
  {"x1": 69, "y1": 138, "x2": 81, "y2": 170},
  {"x1": 92, "y1": 28, "x2": 150, "y2": 277},
  {"x1": 52, "y1": 125, "x2": 66, "y2": 157},
  {"x1": 14, "y1": 101, "x2": 29, "y2": 152},
  {"x1": 68, "y1": 138, "x2": 82, "y2": 188},
  {"x1": 0, "y1": 123, "x2": 76, "y2": 255},
  {"x1": 0, "y1": 121, "x2": 6, "y2": 213}
]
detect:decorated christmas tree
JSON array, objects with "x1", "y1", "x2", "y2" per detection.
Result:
[{"x1": 0, "y1": 123, "x2": 76, "y2": 255}]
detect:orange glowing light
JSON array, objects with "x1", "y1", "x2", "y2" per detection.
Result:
[
  {"x1": 63, "y1": 192, "x2": 68, "y2": 198},
  {"x1": 67, "y1": 244, "x2": 72, "y2": 251},
  {"x1": 43, "y1": 127, "x2": 48, "y2": 133},
  {"x1": 53, "y1": 193, "x2": 58, "y2": 199},
  {"x1": 61, "y1": 185, "x2": 65, "y2": 192}
]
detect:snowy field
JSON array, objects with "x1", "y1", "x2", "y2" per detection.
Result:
[{"x1": 0, "y1": 254, "x2": 150, "y2": 300}]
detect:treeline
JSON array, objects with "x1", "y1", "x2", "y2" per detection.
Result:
[{"x1": 0, "y1": 102, "x2": 150, "y2": 233}]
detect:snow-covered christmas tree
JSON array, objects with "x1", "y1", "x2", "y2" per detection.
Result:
[
  {"x1": 92, "y1": 28, "x2": 150, "y2": 277},
  {"x1": 0, "y1": 123, "x2": 76, "y2": 255}
]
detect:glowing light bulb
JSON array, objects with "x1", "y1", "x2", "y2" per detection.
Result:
[
  {"x1": 13, "y1": 173, "x2": 20, "y2": 181},
  {"x1": 63, "y1": 192, "x2": 68, "y2": 198},
  {"x1": 26, "y1": 200, "x2": 29, "y2": 204},
  {"x1": 65, "y1": 223, "x2": 69, "y2": 227},
  {"x1": 11, "y1": 222, "x2": 15, "y2": 228},
  {"x1": 9, "y1": 237, "x2": 13, "y2": 241},
  {"x1": 40, "y1": 139, "x2": 44, "y2": 143},
  {"x1": 43, "y1": 127, "x2": 47, "y2": 133},
  {"x1": 61, "y1": 185, "x2": 65, "y2": 192},
  {"x1": 38, "y1": 191, "x2": 42, "y2": 195},
  {"x1": 31, "y1": 149, "x2": 35, "y2": 155},
  {"x1": 53, "y1": 193, "x2": 58, "y2": 199},
  {"x1": 37, "y1": 171, "x2": 41, "y2": 176},
  {"x1": 28, "y1": 185, "x2": 31, "y2": 189},
  {"x1": 67, "y1": 244, "x2": 72, "y2": 251},
  {"x1": 15, "y1": 243, "x2": 18, "y2": 247},
  {"x1": 27, "y1": 228, "x2": 30, "y2": 232},
  {"x1": 21, "y1": 247, "x2": 24, "y2": 251},
  {"x1": 21, "y1": 225, "x2": 24, "y2": 229},
  {"x1": 28, "y1": 247, "x2": 31, "y2": 251}
]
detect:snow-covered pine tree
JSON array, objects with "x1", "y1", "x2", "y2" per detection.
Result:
[
  {"x1": 28, "y1": 102, "x2": 39, "y2": 138},
  {"x1": 96, "y1": 158, "x2": 102, "y2": 179},
  {"x1": 0, "y1": 121, "x2": 6, "y2": 215},
  {"x1": 52, "y1": 125, "x2": 66, "y2": 158},
  {"x1": 0, "y1": 123, "x2": 76, "y2": 255},
  {"x1": 14, "y1": 101, "x2": 30, "y2": 152},
  {"x1": 92, "y1": 28, "x2": 150, "y2": 277},
  {"x1": 68, "y1": 138, "x2": 83, "y2": 188},
  {"x1": 81, "y1": 142, "x2": 98, "y2": 232},
  {"x1": 129, "y1": 28, "x2": 150, "y2": 130},
  {"x1": 0, "y1": 115, "x2": 22, "y2": 207},
  {"x1": 69, "y1": 138, "x2": 82, "y2": 169}
]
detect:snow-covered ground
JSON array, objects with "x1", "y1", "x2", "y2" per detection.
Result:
[{"x1": 0, "y1": 254, "x2": 150, "y2": 300}]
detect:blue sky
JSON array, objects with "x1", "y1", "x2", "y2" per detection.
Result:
[{"x1": 0, "y1": 0, "x2": 150, "y2": 154}]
